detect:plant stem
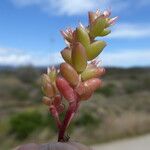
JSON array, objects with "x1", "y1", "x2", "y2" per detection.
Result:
[{"x1": 58, "y1": 101, "x2": 78, "y2": 142}]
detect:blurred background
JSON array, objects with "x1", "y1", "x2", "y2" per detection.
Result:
[{"x1": 0, "y1": 0, "x2": 150, "y2": 149}]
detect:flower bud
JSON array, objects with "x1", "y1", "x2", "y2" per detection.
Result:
[
  {"x1": 75, "y1": 27, "x2": 90, "y2": 47},
  {"x1": 108, "y1": 16, "x2": 118, "y2": 25},
  {"x1": 42, "y1": 96, "x2": 53, "y2": 106},
  {"x1": 60, "y1": 28, "x2": 74, "y2": 43},
  {"x1": 41, "y1": 74, "x2": 51, "y2": 86},
  {"x1": 43, "y1": 83, "x2": 55, "y2": 98},
  {"x1": 56, "y1": 77, "x2": 78, "y2": 102},
  {"x1": 60, "y1": 63, "x2": 79, "y2": 87},
  {"x1": 103, "y1": 10, "x2": 111, "y2": 18},
  {"x1": 61, "y1": 47, "x2": 72, "y2": 64},
  {"x1": 86, "y1": 40, "x2": 106, "y2": 60},
  {"x1": 72, "y1": 42, "x2": 87, "y2": 73},
  {"x1": 81, "y1": 66, "x2": 105, "y2": 81},
  {"x1": 47, "y1": 66, "x2": 57, "y2": 82}
]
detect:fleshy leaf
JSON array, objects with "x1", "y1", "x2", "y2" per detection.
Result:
[
  {"x1": 60, "y1": 63, "x2": 79, "y2": 87},
  {"x1": 90, "y1": 18, "x2": 106, "y2": 38},
  {"x1": 76, "y1": 27, "x2": 90, "y2": 47},
  {"x1": 56, "y1": 77, "x2": 78, "y2": 102},
  {"x1": 81, "y1": 66, "x2": 105, "y2": 81},
  {"x1": 61, "y1": 47, "x2": 72, "y2": 64},
  {"x1": 86, "y1": 41, "x2": 106, "y2": 60},
  {"x1": 99, "y1": 29, "x2": 111, "y2": 36},
  {"x1": 75, "y1": 78, "x2": 102, "y2": 96},
  {"x1": 72, "y1": 42, "x2": 87, "y2": 73}
]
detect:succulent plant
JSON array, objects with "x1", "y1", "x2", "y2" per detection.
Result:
[
  {"x1": 41, "y1": 9, "x2": 117, "y2": 143},
  {"x1": 16, "y1": 9, "x2": 117, "y2": 150}
]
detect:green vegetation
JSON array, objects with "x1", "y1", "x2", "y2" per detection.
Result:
[
  {"x1": 74, "y1": 112, "x2": 100, "y2": 127},
  {"x1": 96, "y1": 83, "x2": 115, "y2": 97},
  {"x1": 10, "y1": 111, "x2": 42, "y2": 140},
  {"x1": 0, "y1": 67, "x2": 150, "y2": 149}
]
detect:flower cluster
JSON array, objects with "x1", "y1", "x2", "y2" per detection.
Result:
[{"x1": 41, "y1": 9, "x2": 117, "y2": 142}]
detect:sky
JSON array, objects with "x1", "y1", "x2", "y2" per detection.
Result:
[{"x1": 0, "y1": 0, "x2": 150, "y2": 67}]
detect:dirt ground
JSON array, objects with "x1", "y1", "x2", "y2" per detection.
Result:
[{"x1": 92, "y1": 134, "x2": 150, "y2": 150}]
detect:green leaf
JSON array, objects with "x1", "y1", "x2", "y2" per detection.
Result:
[
  {"x1": 86, "y1": 41, "x2": 106, "y2": 60},
  {"x1": 99, "y1": 29, "x2": 111, "y2": 36},
  {"x1": 61, "y1": 47, "x2": 72, "y2": 64},
  {"x1": 76, "y1": 27, "x2": 90, "y2": 48},
  {"x1": 72, "y1": 42, "x2": 87, "y2": 73},
  {"x1": 90, "y1": 18, "x2": 106, "y2": 38}
]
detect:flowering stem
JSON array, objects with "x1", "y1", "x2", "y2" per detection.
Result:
[
  {"x1": 58, "y1": 101, "x2": 78, "y2": 142},
  {"x1": 49, "y1": 106, "x2": 62, "y2": 129}
]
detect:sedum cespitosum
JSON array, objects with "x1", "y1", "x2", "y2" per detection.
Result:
[{"x1": 41, "y1": 9, "x2": 117, "y2": 142}]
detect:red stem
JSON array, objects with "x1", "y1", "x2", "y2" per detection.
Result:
[{"x1": 58, "y1": 101, "x2": 78, "y2": 142}]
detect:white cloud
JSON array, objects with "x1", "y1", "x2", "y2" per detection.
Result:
[
  {"x1": 11, "y1": 0, "x2": 150, "y2": 16},
  {"x1": 0, "y1": 47, "x2": 63, "y2": 66},
  {"x1": 1, "y1": 47, "x2": 150, "y2": 67},
  {"x1": 0, "y1": 47, "x2": 31, "y2": 66},
  {"x1": 100, "y1": 49, "x2": 150, "y2": 67},
  {"x1": 11, "y1": 0, "x2": 129, "y2": 15},
  {"x1": 109, "y1": 23, "x2": 150, "y2": 39}
]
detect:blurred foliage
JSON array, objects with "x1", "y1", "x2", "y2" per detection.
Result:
[
  {"x1": 16, "y1": 66, "x2": 40, "y2": 84},
  {"x1": 74, "y1": 112, "x2": 100, "y2": 127},
  {"x1": 9, "y1": 111, "x2": 43, "y2": 140},
  {"x1": 0, "y1": 66, "x2": 150, "y2": 149},
  {"x1": 96, "y1": 83, "x2": 115, "y2": 97}
]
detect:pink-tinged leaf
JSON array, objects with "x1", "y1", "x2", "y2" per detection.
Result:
[
  {"x1": 84, "y1": 78, "x2": 102, "y2": 92},
  {"x1": 79, "y1": 91, "x2": 93, "y2": 101},
  {"x1": 81, "y1": 66, "x2": 105, "y2": 81},
  {"x1": 60, "y1": 63, "x2": 79, "y2": 87},
  {"x1": 61, "y1": 47, "x2": 72, "y2": 64},
  {"x1": 75, "y1": 78, "x2": 102, "y2": 96},
  {"x1": 60, "y1": 28, "x2": 74, "y2": 43},
  {"x1": 75, "y1": 82, "x2": 86, "y2": 96},
  {"x1": 72, "y1": 42, "x2": 87, "y2": 73},
  {"x1": 56, "y1": 77, "x2": 78, "y2": 102}
]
